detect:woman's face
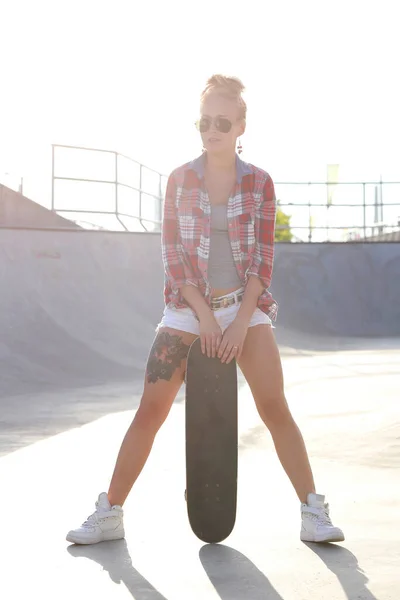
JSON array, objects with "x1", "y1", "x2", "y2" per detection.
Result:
[{"x1": 198, "y1": 93, "x2": 245, "y2": 157}]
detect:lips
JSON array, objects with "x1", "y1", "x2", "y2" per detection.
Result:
[{"x1": 208, "y1": 137, "x2": 221, "y2": 142}]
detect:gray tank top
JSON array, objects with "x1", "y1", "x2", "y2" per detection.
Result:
[{"x1": 208, "y1": 204, "x2": 242, "y2": 289}]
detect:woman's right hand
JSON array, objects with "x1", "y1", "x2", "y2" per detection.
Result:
[{"x1": 199, "y1": 312, "x2": 223, "y2": 358}]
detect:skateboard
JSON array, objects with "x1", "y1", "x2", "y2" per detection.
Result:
[{"x1": 185, "y1": 336, "x2": 238, "y2": 543}]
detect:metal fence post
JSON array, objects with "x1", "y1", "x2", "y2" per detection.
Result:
[
  {"x1": 51, "y1": 144, "x2": 55, "y2": 211},
  {"x1": 308, "y1": 182, "x2": 312, "y2": 242},
  {"x1": 158, "y1": 174, "x2": 162, "y2": 228},
  {"x1": 139, "y1": 163, "x2": 143, "y2": 229},
  {"x1": 115, "y1": 152, "x2": 119, "y2": 215},
  {"x1": 363, "y1": 183, "x2": 366, "y2": 238}
]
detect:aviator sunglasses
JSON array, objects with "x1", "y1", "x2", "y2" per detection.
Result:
[{"x1": 195, "y1": 116, "x2": 235, "y2": 134}]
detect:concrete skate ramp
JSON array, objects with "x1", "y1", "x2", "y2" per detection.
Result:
[
  {"x1": 271, "y1": 242, "x2": 400, "y2": 337},
  {"x1": 0, "y1": 228, "x2": 165, "y2": 398},
  {"x1": 0, "y1": 184, "x2": 81, "y2": 229},
  {"x1": 0, "y1": 229, "x2": 399, "y2": 398}
]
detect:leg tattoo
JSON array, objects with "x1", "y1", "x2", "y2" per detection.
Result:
[{"x1": 147, "y1": 331, "x2": 190, "y2": 384}]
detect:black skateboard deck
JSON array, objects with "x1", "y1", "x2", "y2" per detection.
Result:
[{"x1": 185, "y1": 336, "x2": 238, "y2": 543}]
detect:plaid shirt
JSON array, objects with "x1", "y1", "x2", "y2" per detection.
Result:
[{"x1": 161, "y1": 153, "x2": 278, "y2": 321}]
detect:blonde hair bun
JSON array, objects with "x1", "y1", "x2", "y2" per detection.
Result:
[{"x1": 201, "y1": 74, "x2": 247, "y2": 119}]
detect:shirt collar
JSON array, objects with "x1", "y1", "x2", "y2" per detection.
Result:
[{"x1": 187, "y1": 152, "x2": 252, "y2": 184}]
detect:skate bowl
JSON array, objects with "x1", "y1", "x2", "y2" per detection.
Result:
[
  {"x1": 270, "y1": 242, "x2": 400, "y2": 337},
  {"x1": 1, "y1": 227, "x2": 399, "y2": 400}
]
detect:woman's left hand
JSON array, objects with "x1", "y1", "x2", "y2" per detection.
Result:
[{"x1": 218, "y1": 317, "x2": 248, "y2": 364}]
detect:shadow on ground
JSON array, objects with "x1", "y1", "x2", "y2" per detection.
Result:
[
  {"x1": 200, "y1": 544, "x2": 284, "y2": 600},
  {"x1": 200, "y1": 543, "x2": 379, "y2": 600},
  {"x1": 68, "y1": 540, "x2": 168, "y2": 599},
  {"x1": 67, "y1": 539, "x2": 379, "y2": 600},
  {"x1": 304, "y1": 542, "x2": 378, "y2": 600}
]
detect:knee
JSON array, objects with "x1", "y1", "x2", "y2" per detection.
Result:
[
  {"x1": 257, "y1": 394, "x2": 293, "y2": 429},
  {"x1": 134, "y1": 397, "x2": 171, "y2": 432}
]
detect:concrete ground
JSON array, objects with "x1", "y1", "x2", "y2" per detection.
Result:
[{"x1": 0, "y1": 337, "x2": 399, "y2": 600}]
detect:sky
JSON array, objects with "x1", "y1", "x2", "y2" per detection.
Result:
[{"x1": 0, "y1": 0, "x2": 399, "y2": 237}]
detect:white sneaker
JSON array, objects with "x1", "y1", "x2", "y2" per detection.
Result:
[
  {"x1": 66, "y1": 492, "x2": 125, "y2": 545},
  {"x1": 300, "y1": 493, "x2": 345, "y2": 543}
]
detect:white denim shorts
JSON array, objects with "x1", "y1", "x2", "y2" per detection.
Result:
[{"x1": 156, "y1": 289, "x2": 273, "y2": 336}]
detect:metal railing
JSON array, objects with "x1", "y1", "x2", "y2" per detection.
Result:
[
  {"x1": 51, "y1": 144, "x2": 167, "y2": 232},
  {"x1": 274, "y1": 180, "x2": 400, "y2": 242},
  {"x1": 50, "y1": 144, "x2": 400, "y2": 241}
]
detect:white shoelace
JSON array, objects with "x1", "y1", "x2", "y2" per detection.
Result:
[
  {"x1": 82, "y1": 512, "x2": 98, "y2": 527},
  {"x1": 317, "y1": 504, "x2": 333, "y2": 526},
  {"x1": 82, "y1": 501, "x2": 106, "y2": 527}
]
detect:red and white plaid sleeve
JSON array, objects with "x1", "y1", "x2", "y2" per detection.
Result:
[
  {"x1": 246, "y1": 174, "x2": 277, "y2": 290},
  {"x1": 161, "y1": 172, "x2": 198, "y2": 293}
]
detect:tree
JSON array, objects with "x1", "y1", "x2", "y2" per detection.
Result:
[{"x1": 275, "y1": 201, "x2": 293, "y2": 242}]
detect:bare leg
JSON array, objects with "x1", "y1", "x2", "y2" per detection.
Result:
[
  {"x1": 238, "y1": 325, "x2": 315, "y2": 503},
  {"x1": 107, "y1": 328, "x2": 197, "y2": 507}
]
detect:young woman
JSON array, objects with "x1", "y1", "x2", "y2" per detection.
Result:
[{"x1": 67, "y1": 75, "x2": 344, "y2": 545}]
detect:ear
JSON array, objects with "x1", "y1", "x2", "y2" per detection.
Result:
[{"x1": 238, "y1": 119, "x2": 246, "y2": 137}]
